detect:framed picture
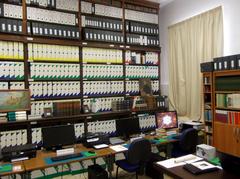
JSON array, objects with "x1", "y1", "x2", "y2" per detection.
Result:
[
  {"x1": 0, "y1": 89, "x2": 30, "y2": 112},
  {"x1": 139, "y1": 78, "x2": 152, "y2": 96},
  {"x1": 83, "y1": 105, "x2": 90, "y2": 113}
]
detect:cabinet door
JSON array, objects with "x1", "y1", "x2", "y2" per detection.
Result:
[{"x1": 214, "y1": 122, "x2": 240, "y2": 157}]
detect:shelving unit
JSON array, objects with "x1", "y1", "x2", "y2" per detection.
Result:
[
  {"x1": 0, "y1": 0, "x2": 161, "y2": 151},
  {"x1": 202, "y1": 72, "x2": 213, "y2": 145},
  {"x1": 213, "y1": 70, "x2": 240, "y2": 157}
]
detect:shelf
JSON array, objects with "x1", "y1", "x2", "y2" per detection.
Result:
[
  {"x1": 215, "y1": 106, "x2": 240, "y2": 111},
  {"x1": 29, "y1": 78, "x2": 80, "y2": 82},
  {"x1": 205, "y1": 120, "x2": 212, "y2": 124},
  {"x1": 204, "y1": 92, "x2": 212, "y2": 94},
  {"x1": 0, "y1": 79, "x2": 25, "y2": 81},
  {"x1": 83, "y1": 94, "x2": 124, "y2": 98},
  {"x1": 83, "y1": 78, "x2": 124, "y2": 81},
  {"x1": 215, "y1": 91, "x2": 240, "y2": 94},
  {"x1": 126, "y1": 77, "x2": 159, "y2": 80},
  {"x1": 31, "y1": 96, "x2": 81, "y2": 101},
  {"x1": 204, "y1": 83, "x2": 212, "y2": 85},
  {"x1": 82, "y1": 62, "x2": 122, "y2": 65},
  {"x1": 125, "y1": 63, "x2": 159, "y2": 66}
]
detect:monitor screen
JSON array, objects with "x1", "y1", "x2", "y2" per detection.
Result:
[
  {"x1": 156, "y1": 111, "x2": 178, "y2": 129},
  {"x1": 42, "y1": 124, "x2": 76, "y2": 150},
  {"x1": 116, "y1": 117, "x2": 140, "y2": 139},
  {"x1": 0, "y1": 90, "x2": 30, "y2": 112}
]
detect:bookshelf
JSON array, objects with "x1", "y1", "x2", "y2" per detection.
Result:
[
  {"x1": 213, "y1": 70, "x2": 240, "y2": 157},
  {"x1": 0, "y1": 0, "x2": 161, "y2": 151},
  {"x1": 202, "y1": 72, "x2": 213, "y2": 145}
]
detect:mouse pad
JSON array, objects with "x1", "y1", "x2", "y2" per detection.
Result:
[{"x1": 82, "y1": 151, "x2": 97, "y2": 157}]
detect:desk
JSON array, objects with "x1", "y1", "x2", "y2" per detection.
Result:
[
  {"x1": 23, "y1": 144, "x2": 114, "y2": 178},
  {"x1": 153, "y1": 162, "x2": 240, "y2": 179}
]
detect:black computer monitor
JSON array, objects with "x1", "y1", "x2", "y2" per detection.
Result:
[
  {"x1": 155, "y1": 111, "x2": 178, "y2": 129},
  {"x1": 116, "y1": 117, "x2": 140, "y2": 139},
  {"x1": 42, "y1": 124, "x2": 76, "y2": 150}
]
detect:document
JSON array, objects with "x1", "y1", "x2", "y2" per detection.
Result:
[
  {"x1": 110, "y1": 145, "x2": 128, "y2": 152},
  {"x1": 156, "y1": 154, "x2": 203, "y2": 169}
]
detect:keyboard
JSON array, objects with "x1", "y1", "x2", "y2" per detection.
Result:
[
  {"x1": 51, "y1": 153, "x2": 83, "y2": 162},
  {"x1": 183, "y1": 163, "x2": 219, "y2": 175}
]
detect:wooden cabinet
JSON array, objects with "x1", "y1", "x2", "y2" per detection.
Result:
[
  {"x1": 213, "y1": 70, "x2": 240, "y2": 157},
  {"x1": 214, "y1": 122, "x2": 240, "y2": 156}
]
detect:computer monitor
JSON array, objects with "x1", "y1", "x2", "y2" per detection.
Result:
[
  {"x1": 116, "y1": 117, "x2": 140, "y2": 139},
  {"x1": 155, "y1": 111, "x2": 178, "y2": 129},
  {"x1": 42, "y1": 124, "x2": 76, "y2": 150}
]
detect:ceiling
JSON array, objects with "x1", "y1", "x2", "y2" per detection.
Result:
[{"x1": 149, "y1": 0, "x2": 174, "y2": 7}]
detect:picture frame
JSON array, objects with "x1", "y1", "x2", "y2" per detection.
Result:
[{"x1": 0, "y1": 89, "x2": 31, "y2": 113}]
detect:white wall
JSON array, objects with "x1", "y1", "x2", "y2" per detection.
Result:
[{"x1": 159, "y1": 0, "x2": 240, "y2": 95}]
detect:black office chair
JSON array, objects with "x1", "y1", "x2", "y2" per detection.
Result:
[
  {"x1": 115, "y1": 138, "x2": 151, "y2": 179},
  {"x1": 171, "y1": 128, "x2": 198, "y2": 158}
]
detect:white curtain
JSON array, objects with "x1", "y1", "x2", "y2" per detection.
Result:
[{"x1": 168, "y1": 6, "x2": 223, "y2": 119}]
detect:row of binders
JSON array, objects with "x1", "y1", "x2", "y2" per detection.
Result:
[
  {"x1": 0, "y1": 129, "x2": 27, "y2": 149},
  {"x1": 0, "y1": 61, "x2": 24, "y2": 80},
  {"x1": 82, "y1": 48, "x2": 122, "y2": 63},
  {"x1": 216, "y1": 93, "x2": 240, "y2": 108},
  {"x1": 125, "y1": 51, "x2": 159, "y2": 65},
  {"x1": 7, "y1": 111, "x2": 27, "y2": 121},
  {"x1": 26, "y1": 0, "x2": 78, "y2": 12},
  {"x1": 95, "y1": 4, "x2": 123, "y2": 18},
  {"x1": 27, "y1": 7, "x2": 77, "y2": 26},
  {"x1": 81, "y1": 1, "x2": 123, "y2": 19},
  {"x1": 0, "y1": 18, "x2": 22, "y2": 34},
  {"x1": 83, "y1": 28, "x2": 124, "y2": 43},
  {"x1": 82, "y1": 15, "x2": 122, "y2": 32},
  {"x1": 138, "y1": 114, "x2": 156, "y2": 132},
  {"x1": 0, "y1": 41, "x2": 24, "y2": 60},
  {"x1": 30, "y1": 62, "x2": 80, "y2": 80},
  {"x1": 0, "y1": 82, "x2": 25, "y2": 90},
  {"x1": 83, "y1": 97, "x2": 124, "y2": 112},
  {"x1": 126, "y1": 66, "x2": 159, "y2": 79},
  {"x1": 125, "y1": 9, "x2": 158, "y2": 24},
  {"x1": 28, "y1": 21, "x2": 79, "y2": 39},
  {"x1": 83, "y1": 81, "x2": 124, "y2": 96},
  {"x1": 215, "y1": 110, "x2": 240, "y2": 125},
  {"x1": 83, "y1": 64, "x2": 123, "y2": 79},
  {"x1": 29, "y1": 99, "x2": 80, "y2": 119},
  {"x1": 0, "y1": 3, "x2": 22, "y2": 19},
  {"x1": 126, "y1": 20, "x2": 159, "y2": 36},
  {"x1": 126, "y1": 34, "x2": 159, "y2": 46},
  {"x1": 87, "y1": 120, "x2": 116, "y2": 135},
  {"x1": 29, "y1": 81, "x2": 81, "y2": 98},
  {"x1": 126, "y1": 80, "x2": 159, "y2": 95},
  {"x1": 28, "y1": 43, "x2": 79, "y2": 62}
]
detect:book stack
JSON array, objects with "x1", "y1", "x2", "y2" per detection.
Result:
[
  {"x1": 53, "y1": 101, "x2": 80, "y2": 117},
  {"x1": 0, "y1": 113, "x2": 7, "y2": 122},
  {"x1": 7, "y1": 111, "x2": 27, "y2": 121}
]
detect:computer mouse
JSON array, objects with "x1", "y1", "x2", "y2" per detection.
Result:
[{"x1": 88, "y1": 151, "x2": 95, "y2": 154}]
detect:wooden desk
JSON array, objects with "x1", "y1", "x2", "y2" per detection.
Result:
[
  {"x1": 23, "y1": 144, "x2": 114, "y2": 178},
  {"x1": 153, "y1": 162, "x2": 240, "y2": 179},
  {"x1": 0, "y1": 161, "x2": 25, "y2": 177}
]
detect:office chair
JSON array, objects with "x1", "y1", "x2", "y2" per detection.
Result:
[
  {"x1": 115, "y1": 138, "x2": 151, "y2": 179},
  {"x1": 171, "y1": 128, "x2": 198, "y2": 158}
]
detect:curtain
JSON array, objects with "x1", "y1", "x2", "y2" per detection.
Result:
[{"x1": 168, "y1": 6, "x2": 223, "y2": 119}]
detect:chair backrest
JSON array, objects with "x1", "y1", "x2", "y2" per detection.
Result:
[
  {"x1": 179, "y1": 128, "x2": 198, "y2": 153},
  {"x1": 126, "y1": 138, "x2": 151, "y2": 165}
]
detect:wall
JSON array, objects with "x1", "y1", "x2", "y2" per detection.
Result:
[{"x1": 159, "y1": 0, "x2": 240, "y2": 95}]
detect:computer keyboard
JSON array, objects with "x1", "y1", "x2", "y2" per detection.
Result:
[
  {"x1": 51, "y1": 153, "x2": 83, "y2": 162},
  {"x1": 183, "y1": 163, "x2": 219, "y2": 175}
]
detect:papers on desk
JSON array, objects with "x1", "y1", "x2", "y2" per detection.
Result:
[
  {"x1": 156, "y1": 154, "x2": 203, "y2": 169},
  {"x1": 110, "y1": 145, "x2": 128, "y2": 152}
]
